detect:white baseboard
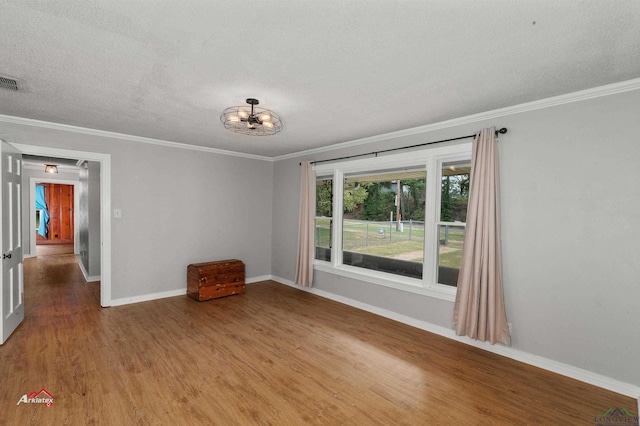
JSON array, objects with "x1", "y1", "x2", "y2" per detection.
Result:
[
  {"x1": 78, "y1": 259, "x2": 100, "y2": 282},
  {"x1": 270, "y1": 275, "x2": 640, "y2": 400},
  {"x1": 110, "y1": 288, "x2": 186, "y2": 307},
  {"x1": 110, "y1": 275, "x2": 270, "y2": 307},
  {"x1": 246, "y1": 275, "x2": 272, "y2": 284}
]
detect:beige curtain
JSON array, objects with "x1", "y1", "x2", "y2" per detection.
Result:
[
  {"x1": 295, "y1": 161, "x2": 315, "y2": 287},
  {"x1": 452, "y1": 127, "x2": 510, "y2": 345}
]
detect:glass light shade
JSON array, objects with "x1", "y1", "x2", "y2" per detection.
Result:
[
  {"x1": 45, "y1": 164, "x2": 58, "y2": 174},
  {"x1": 238, "y1": 110, "x2": 249, "y2": 119},
  {"x1": 229, "y1": 115, "x2": 240, "y2": 122},
  {"x1": 259, "y1": 113, "x2": 271, "y2": 122},
  {"x1": 263, "y1": 121, "x2": 274, "y2": 128}
]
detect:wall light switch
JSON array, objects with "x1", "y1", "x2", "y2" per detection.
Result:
[{"x1": 114, "y1": 209, "x2": 122, "y2": 218}]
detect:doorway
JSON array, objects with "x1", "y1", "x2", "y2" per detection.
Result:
[
  {"x1": 13, "y1": 143, "x2": 112, "y2": 307},
  {"x1": 35, "y1": 182, "x2": 75, "y2": 245},
  {"x1": 25, "y1": 173, "x2": 81, "y2": 258},
  {"x1": 25, "y1": 158, "x2": 101, "y2": 289}
]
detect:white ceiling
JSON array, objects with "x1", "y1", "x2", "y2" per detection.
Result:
[
  {"x1": 22, "y1": 154, "x2": 81, "y2": 169},
  {"x1": 1, "y1": 1, "x2": 639, "y2": 158}
]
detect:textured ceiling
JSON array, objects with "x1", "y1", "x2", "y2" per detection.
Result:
[{"x1": 1, "y1": 1, "x2": 639, "y2": 158}]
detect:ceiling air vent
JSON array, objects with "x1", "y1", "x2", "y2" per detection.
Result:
[{"x1": 0, "y1": 76, "x2": 20, "y2": 91}]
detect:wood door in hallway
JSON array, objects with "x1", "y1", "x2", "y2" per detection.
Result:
[{"x1": 36, "y1": 183, "x2": 74, "y2": 244}]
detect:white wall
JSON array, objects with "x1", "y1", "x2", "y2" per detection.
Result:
[
  {"x1": 271, "y1": 89, "x2": 640, "y2": 389},
  {"x1": 78, "y1": 161, "x2": 101, "y2": 278},
  {"x1": 1, "y1": 123, "x2": 274, "y2": 301},
  {"x1": 87, "y1": 162, "x2": 101, "y2": 276}
]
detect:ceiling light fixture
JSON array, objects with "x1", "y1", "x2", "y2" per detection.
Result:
[
  {"x1": 220, "y1": 98, "x2": 282, "y2": 136},
  {"x1": 44, "y1": 164, "x2": 58, "y2": 174}
]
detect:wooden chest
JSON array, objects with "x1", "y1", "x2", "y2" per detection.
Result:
[{"x1": 187, "y1": 259, "x2": 245, "y2": 301}]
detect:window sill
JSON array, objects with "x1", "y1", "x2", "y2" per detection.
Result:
[{"x1": 314, "y1": 261, "x2": 456, "y2": 302}]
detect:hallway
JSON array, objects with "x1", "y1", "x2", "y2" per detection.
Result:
[{"x1": 26, "y1": 245, "x2": 100, "y2": 307}]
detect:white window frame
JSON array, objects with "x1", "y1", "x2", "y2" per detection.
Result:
[{"x1": 313, "y1": 142, "x2": 472, "y2": 302}]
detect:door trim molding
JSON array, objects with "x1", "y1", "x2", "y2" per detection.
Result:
[{"x1": 13, "y1": 144, "x2": 112, "y2": 307}]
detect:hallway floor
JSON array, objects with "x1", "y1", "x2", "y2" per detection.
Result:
[{"x1": 35, "y1": 243, "x2": 75, "y2": 257}]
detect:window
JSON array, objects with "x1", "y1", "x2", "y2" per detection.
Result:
[
  {"x1": 313, "y1": 142, "x2": 471, "y2": 300},
  {"x1": 437, "y1": 160, "x2": 470, "y2": 286},
  {"x1": 342, "y1": 168, "x2": 426, "y2": 279},
  {"x1": 315, "y1": 177, "x2": 333, "y2": 262}
]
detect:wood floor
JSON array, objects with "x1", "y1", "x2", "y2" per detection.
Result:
[
  {"x1": 35, "y1": 243, "x2": 75, "y2": 257},
  {"x1": 0, "y1": 253, "x2": 634, "y2": 425}
]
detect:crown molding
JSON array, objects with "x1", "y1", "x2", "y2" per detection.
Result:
[
  {"x1": 2, "y1": 77, "x2": 639, "y2": 163},
  {"x1": 0, "y1": 114, "x2": 272, "y2": 162},
  {"x1": 273, "y1": 77, "x2": 640, "y2": 162}
]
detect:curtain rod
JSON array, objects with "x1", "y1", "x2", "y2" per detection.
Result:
[{"x1": 300, "y1": 127, "x2": 507, "y2": 166}]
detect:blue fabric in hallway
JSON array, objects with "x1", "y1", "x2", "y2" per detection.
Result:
[{"x1": 36, "y1": 184, "x2": 49, "y2": 238}]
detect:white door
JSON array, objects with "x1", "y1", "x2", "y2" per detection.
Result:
[{"x1": 1, "y1": 140, "x2": 24, "y2": 344}]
